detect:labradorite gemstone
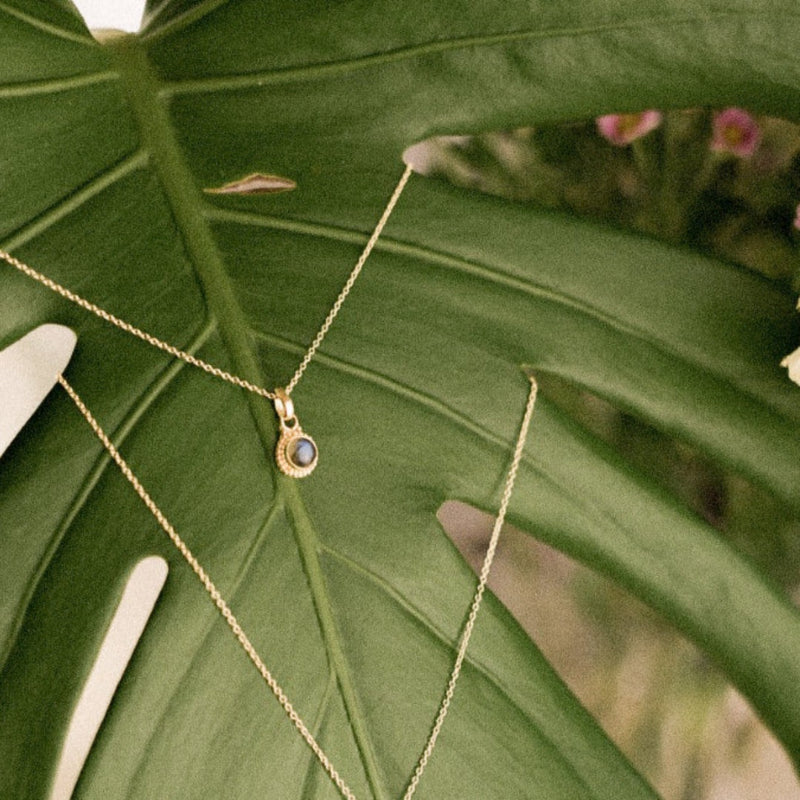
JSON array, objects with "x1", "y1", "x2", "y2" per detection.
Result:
[{"x1": 289, "y1": 437, "x2": 316, "y2": 467}]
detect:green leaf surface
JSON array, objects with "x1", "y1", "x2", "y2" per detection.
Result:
[{"x1": 1, "y1": 1, "x2": 799, "y2": 798}]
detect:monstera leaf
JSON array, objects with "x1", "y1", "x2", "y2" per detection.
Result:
[{"x1": 2, "y1": 1, "x2": 800, "y2": 798}]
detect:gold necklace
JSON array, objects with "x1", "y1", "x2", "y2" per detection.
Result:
[
  {"x1": 0, "y1": 163, "x2": 414, "y2": 478},
  {"x1": 56, "y1": 371, "x2": 538, "y2": 800},
  {"x1": 2, "y1": 165, "x2": 540, "y2": 797}
]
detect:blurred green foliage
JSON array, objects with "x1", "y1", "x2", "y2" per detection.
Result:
[
  {"x1": 425, "y1": 111, "x2": 800, "y2": 286},
  {"x1": 429, "y1": 112, "x2": 800, "y2": 798}
]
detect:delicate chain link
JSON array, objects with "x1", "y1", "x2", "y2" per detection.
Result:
[
  {"x1": 285, "y1": 162, "x2": 413, "y2": 393},
  {"x1": 1, "y1": 163, "x2": 413, "y2": 400},
  {"x1": 57, "y1": 372, "x2": 538, "y2": 800},
  {"x1": 1, "y1": 248, "x2": 277, "y2": 399}
]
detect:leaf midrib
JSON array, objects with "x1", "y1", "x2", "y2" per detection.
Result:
[
  {"x1": 106, "y1": 36, "x2": 275, "y2": 449},
  {"x1": 106, "y1": 34, "x2": 388, "y2": 800}
]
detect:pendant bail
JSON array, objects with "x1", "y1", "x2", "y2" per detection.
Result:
[{"x1": 273, "y1": 388, "x2": 295, "y2": 426}]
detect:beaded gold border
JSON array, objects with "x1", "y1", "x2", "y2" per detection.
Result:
[{"x1": 275, "y1": 428, "x2": 318, "y2": 478}]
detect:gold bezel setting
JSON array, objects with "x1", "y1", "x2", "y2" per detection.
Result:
[{"x1": 275, "y1": 428, "x2": 318, "y2": 478}]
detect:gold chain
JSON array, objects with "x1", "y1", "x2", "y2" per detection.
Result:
[
  {"x1": 401, "y1": 376, "x2": 537, "y2": 800},
  {"x1": 5, "y1": 157, "x2": 539, "y2": 793},
  {"x1": 285, "y1": 164, "x2": 413, "y2": 394},
  {"x1": 1, "y1": 163, "x2": 414, "y2": 402},
  {"x1": 57, "y1": 372, "x2": 538, "y2": 800}
]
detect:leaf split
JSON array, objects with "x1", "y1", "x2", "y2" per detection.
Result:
[{"x1": 204, "y1": 173, "x2": 297, "y2": 195}]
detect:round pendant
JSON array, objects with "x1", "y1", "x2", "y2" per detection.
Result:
[{"x1": 276, "y1": 428, "x2": 318, "y2": 478}]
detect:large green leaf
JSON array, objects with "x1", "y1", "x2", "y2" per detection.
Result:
[{"x1": 1, "y1": 1, "x2": 799, "y2": 798}]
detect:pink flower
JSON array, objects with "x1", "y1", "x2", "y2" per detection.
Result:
[
  {"x1": 596, "y1": 111, "x2": 663, "y2": 146},
  {"x1": 794, "y1": 203, "x2": 800, "y2": 231},
  {"x1": 711, "y1": 108, "x2": 761, "y2": 157}
]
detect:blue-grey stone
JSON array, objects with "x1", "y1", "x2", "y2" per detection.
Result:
[{"x1": 290, "y1": 437, "x2": 316, "y2": 467}]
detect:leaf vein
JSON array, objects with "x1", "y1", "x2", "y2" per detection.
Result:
[
  {"x1": 0, "y1": 70, "x2": 118, "y2": 99},
  {"x1": 139, "y1": 0, "x2": 233, "y2": 41},
  {"x1": 0, "y1": 1, "x2": 96, "y2": 46},
  {"x1": 1, "y1": 149, "x2": 149, "y2": 254},
  {"x1": 162, "y1": 9, "x2": 797, "y2": 95}
]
